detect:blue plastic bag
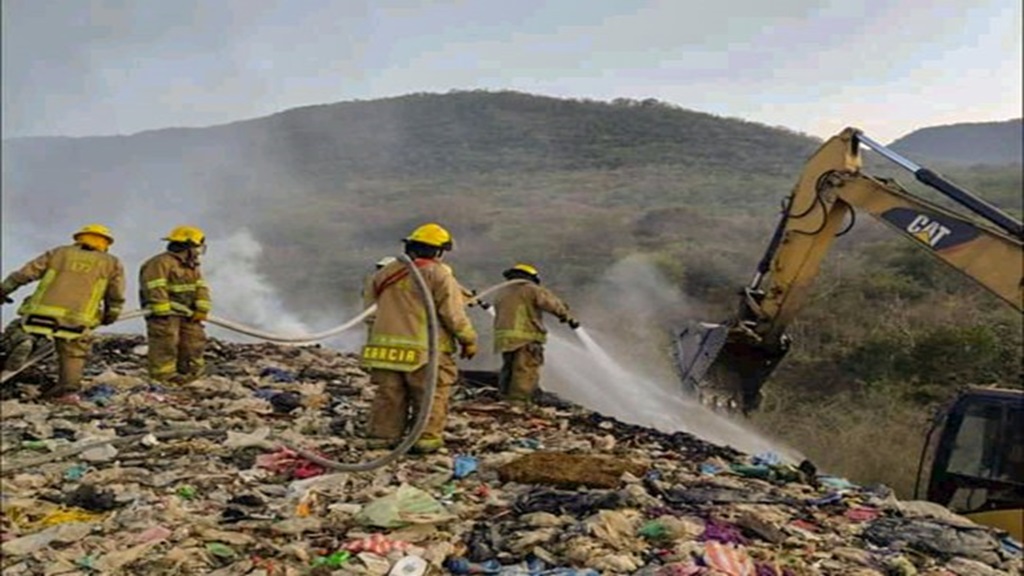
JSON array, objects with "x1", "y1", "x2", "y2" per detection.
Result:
[{"x1": 454, "y1": 455, "x2": 479, "y2": 479}]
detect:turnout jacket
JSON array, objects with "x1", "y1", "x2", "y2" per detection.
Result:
[
  {"x1": 492, "y1": 282, "x2": 570, "y2": 353},
  {"x1": 362, "y1": 258, "x2": 477, "y2": 372},
  {"x1": 138, "y1": 251, "x2": 212, "y2": 317},
  {"x1": 2, "y1": 244, "x2": 125, "y2": 334}
]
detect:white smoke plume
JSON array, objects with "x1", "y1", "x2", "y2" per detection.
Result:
[
  {"x1": 541, "y1": 255, "x2": 803, "y2": 461},
  {"x1": 201, "y1": 229, "x2": 312, "y2": 339}
]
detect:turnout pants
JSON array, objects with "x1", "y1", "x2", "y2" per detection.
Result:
[
  {"x1": 367, "y1": 353, "x2": 458, "y2": 442},
  {"x1": 499, "y1": 342, "x2": 545, "y2": 403},
  {"x1": 2, "y1": 321, "x2": 92, "y2": 394},
  {"x1": 145, "y1": 316, "x2": 207, "y2": 384}
]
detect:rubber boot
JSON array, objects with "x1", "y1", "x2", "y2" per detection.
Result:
[
  {"x1": 410, "y1": 437, "x2": 444, "y2": 454},
  {"x1": 45, "y1": 355, "x2": 86, "y2": 400},
  {"x1": 364, "y1": 437, "x2": 399, "y2": 450}
]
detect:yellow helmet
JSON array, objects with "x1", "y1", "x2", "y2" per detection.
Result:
[
  {"x1": 163, "y1": 225, "x2": 206, "y2": 246},
  {"x1": 404, "y1": 223, "x2": 453, "y2": 250},
  {"x1": 511, "y1": 263, "x2": 538, "y2": 276},
  {"x1": 503, "y1": 263, "x2": 540, "y2": 282},
  {"x1": 72, "y1": 223, "x2": 115, "y2": 245}
]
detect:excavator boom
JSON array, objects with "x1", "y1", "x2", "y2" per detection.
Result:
[{"x1": 675, "y1": 128, "x2": 1024, "y2": 414}]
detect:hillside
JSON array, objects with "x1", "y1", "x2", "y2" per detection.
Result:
[
  {"x1": 889, "y1": 118, "x2": 1023, "y2": 165},
  {"x1": 1, "y1": 91, "x2": 822, "y2": 308}
]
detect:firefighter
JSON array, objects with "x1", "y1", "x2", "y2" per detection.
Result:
[
  {"x1": 0, "y1": 224, "x2": 125, "y2": 399},
  {"x1": 138, "y1": 225, "x2": 212, "y2": 385},
  {"x1": 362, "y1": 223, "x2": 478, "y2": 454},
  {"x1": 492, "y1": 263, "x2": 578, "y2": 405}
]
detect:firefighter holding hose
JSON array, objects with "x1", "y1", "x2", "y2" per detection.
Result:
[
  {"x1": 362, "y1": 223, "x2": 478, "y2": 454},
  {"x1": 492, "y1": 263, "x2": 578, "y2": 406}
]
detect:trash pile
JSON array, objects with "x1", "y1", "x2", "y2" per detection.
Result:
[{"x1": 1, "y1": 335, "x2": 1020, "y2": 575}]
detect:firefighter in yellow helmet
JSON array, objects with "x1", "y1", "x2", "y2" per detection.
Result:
[
  {"x1": 0, "y1": 224, "x2": 125, "y2": 400},
  {"x1": 362, "y1": 223, "x2": 478, "y2": 454},
  {"x1": 492, "y1": 263, "x2": 578, "y2": 405},
  {"x1": 138, "y1": 225, "x2": 212, "y2": 385}
]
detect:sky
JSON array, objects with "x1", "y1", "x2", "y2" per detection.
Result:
[{"x1": 1, "y1": 0, "x2": 1021, "y2": 143}]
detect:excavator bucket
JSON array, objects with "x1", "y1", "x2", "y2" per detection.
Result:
[
  {"x1": 673, "y1": 321, "x2": 790, "y2": 415},
  {"x1": 673, "y1": 321, "x2": 729, "y2": 396}
]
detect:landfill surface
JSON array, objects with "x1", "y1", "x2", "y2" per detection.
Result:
[{"x1": 1, "y1": 335, "x2": 1020, "y2": 576}]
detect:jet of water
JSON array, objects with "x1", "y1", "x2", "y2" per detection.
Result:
[{"x1": 546, "y1": 327, "x2": 804, "y2": 462}]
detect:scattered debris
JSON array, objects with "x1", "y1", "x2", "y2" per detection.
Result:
[{"x1": 0, "y1": 334, "x2": 1019, "y2": 575}]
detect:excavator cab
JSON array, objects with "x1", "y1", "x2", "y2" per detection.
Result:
[{"x1": 916, "y1": 388, "x2": 1024, "y2": 540}]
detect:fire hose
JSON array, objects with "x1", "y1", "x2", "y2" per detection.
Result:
[{"x1": 1, "y1": 267, "x2": 524, "y2": 474}]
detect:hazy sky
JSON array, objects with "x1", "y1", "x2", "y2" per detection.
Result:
[{"x1": 2, "y1": 0, "x2": 1020, "y2": 142}]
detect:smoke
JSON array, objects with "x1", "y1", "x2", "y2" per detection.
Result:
[
  {"x1": 540, "y1": 255, "x2": 802, "y2": 460},
  {"x1": 202, "y1": 229, "x2": 310, "y2": 337},
  {"x1": 573, "y1": 254, "x2": 700, "y2": 382}
]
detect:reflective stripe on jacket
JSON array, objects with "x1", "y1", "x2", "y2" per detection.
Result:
[
  {"x1": 4, "y1": 244, "x2": 125, "y2": 332},
  {"x1": 362, "y1": 259, "x2": 477, "y2": 372},
  {"x1": 138, "y1": 251, "x2": 212, "y2": 317},
  {"x1": 492, "y1": 283, "x2": 570, "y2": 353}
]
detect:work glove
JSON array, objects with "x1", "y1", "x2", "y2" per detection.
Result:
[
  {"x1": 466, "y1": 289, "x2": 490, "y2": 310},
  {"x1": 460, "y1": 340, "x2": 478, "y2": 360},
  {"x1": 100, "y1": 311, "x2": 119, "y2": 326},
  {"x1": 191, "y1": 312, "x2": 208, "y2": 323}
]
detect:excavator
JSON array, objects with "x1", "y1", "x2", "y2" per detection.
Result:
[{"x1": 672, "y1": 127, "x2": 1023, "y2": 539}]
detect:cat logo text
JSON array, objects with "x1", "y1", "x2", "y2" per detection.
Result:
[{"x1": 905, "y1": 214, "x2": 952, "y2": 248}]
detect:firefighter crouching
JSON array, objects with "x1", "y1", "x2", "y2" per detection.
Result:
[
  {"x1": 138, "y1": 225, "x2": 212, "y2": 385},
  {"x1": 0, "y1": 224, "x2": 125, "y2": 399},
  {"x1": 362, "y1": 223, "x2": 478, "y2": 454},
  {"x1": 492, "y1": 263, "x2": 578, "y2": 405}
]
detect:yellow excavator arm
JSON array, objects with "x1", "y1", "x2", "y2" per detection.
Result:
[{"x1": 674, "y1": 128, "x2": 1024, "y2": 414}]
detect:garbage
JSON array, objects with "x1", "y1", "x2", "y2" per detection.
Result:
[
  {"x1": 63, "y1": 463, "x2": 89, "y2": 481},
  {"x1": 390, "y1": 555, "x2": 429, "y2": 576},
  {"x1": 454, "y1": 454, "x2": 480, "y2": 479},
  {"x1": 65, "y1": 483, "x2": 119, "y2": 511},
  {"x1": 312, "y1": 550, "x2": 351, "y2": 568},
  {"x1": 357, "y1": 484, "x2": 455, "y2": 528},
  {"x1": 259, "y1": 366, "x2": 296, "y2": 382},
  {"x1": 0, "y1": 333, "x2": 1018, "y2": 575},
  {"x1": 81, "y1": 383, "x2": 117, "y2": 405}
]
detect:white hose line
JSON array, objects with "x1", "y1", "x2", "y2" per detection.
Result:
[
  {"x1": 205, "y1": 307, "x2": 376, "y2": 345},
  {"x1": 1, "y1": 279, "x2": 523, "y2": 386},
  {"x1": 107, "y1": 280, "x2": 524, "y2": 345}
]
